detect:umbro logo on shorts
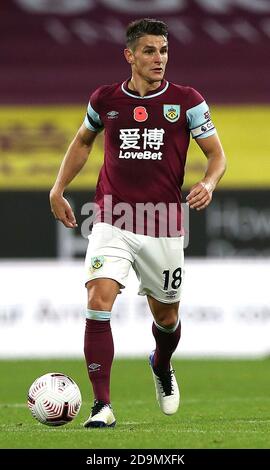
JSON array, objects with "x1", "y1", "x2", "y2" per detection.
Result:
[{"x1": 165, "y1": 290, "x2": 177, "y2": 299}]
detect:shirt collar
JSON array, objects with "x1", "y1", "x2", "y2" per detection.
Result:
[{"x1": 121, "y1": 78, "x2": 169, "y2": 99}]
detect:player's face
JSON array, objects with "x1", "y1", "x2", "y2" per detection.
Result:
[{"x1": 127, "y1": 35, "x2": 168, "y2": 83}]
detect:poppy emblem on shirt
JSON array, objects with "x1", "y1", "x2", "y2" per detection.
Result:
[
  {"x1": 163, "y1": 105, "x2": 180, "y2": 123},
  {"x1": 134, "y1": 106, "x2": 148, "y2": 122}
]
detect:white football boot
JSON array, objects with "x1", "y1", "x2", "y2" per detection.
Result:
[
  {"x1": 83, "y1": 400, "x2": 116, "y2": 428},
  {"x1": 149, "y1": 351, "x2": 180, "y2": 415}
]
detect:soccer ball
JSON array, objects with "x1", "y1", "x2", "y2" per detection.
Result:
[{"x1": 27, "y1": 372, "x2": 82, "y2": 426}]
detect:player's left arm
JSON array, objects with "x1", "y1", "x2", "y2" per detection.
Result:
[{"x1": 186, "y1": 133, "x2": 226, "y2": 210}]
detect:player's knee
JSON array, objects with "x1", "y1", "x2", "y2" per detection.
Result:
[
  {"x1": 156, "y1": 311, "x2": 179, "y2": 330},
  {"x1": 88, "y1": 295, "x2": 112, "y2": 311},
  {"x1": 158, "y1": 319, "x2": 177, "y2": 330},
  {"x1": 87, "y1": 279, "x2": 119, "y2": 311},
  {"x1": 87, "y1": 288, "x2": 106, "y2": 310},
  {"x1": 87, "y1": 284, "x2": 113, "y2": 311}
]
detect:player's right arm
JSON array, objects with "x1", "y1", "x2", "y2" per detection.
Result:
[{"x1": 49, "y1": 123, "x2": 97, "y2": 228}]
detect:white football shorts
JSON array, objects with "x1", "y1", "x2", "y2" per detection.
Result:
[{"x1": 85, "y1": 223, "x2": 184, "y2": 303}]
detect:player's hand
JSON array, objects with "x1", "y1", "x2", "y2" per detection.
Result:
[
  {"x1": 49, "y1": 191, "x2": 78, "y2": 228},
  {"x1": 186, "y1": 181, "x2": 214, "y2": 211}
]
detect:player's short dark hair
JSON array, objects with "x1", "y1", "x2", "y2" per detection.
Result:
[{"x1": 126, "y1": 18, "x2": 168, "y2": 50}]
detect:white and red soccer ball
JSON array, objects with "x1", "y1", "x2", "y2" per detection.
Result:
[{"x1": 27, "y1": 373, "x2": 82, "y2": 426}]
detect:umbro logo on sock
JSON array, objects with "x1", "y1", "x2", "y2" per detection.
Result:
[{"x1": 89, "y1": 363, "x2": 101, "y2": 371}]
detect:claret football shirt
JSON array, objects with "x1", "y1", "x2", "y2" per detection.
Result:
[{"x1": 84, "y1": 79, "x2": 216, "y2": 237}]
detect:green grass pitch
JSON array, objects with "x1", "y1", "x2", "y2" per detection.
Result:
[{"x1": 0, "y1": 358, "x2": 269, "y2": 449}]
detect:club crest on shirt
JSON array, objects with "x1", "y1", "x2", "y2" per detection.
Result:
[
  {"x1": 163, "y1": 104, "x2": 180, "y2": 122},
  {"x1": 91, "y1": 256, "x2": 104, "y2": 270}
]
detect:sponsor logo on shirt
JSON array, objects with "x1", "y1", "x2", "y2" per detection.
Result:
[
  {"x1": 119, "y1": 128, "x2": 164, "y2": 160},
  {"x1": 119, "y1": 150, "x2": 162, "y2": 160},
  {"x1": 163, "y1": 104, "x2": 180, "y2": 122},
  {"x1": 134, "y1": 106, "x2": 148, "y2": 122}
]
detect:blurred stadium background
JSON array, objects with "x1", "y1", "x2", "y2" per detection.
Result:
[
  {"x1": 1, "y1": 0, "x2": 270, "y2": 450},
  {"x1": 1, "y1": 0, "x2": 269, "y2": 359}
]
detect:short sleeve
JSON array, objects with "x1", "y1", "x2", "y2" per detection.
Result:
[
  {"x1": 186, "y1": 88, "x2": 216, "y2": 139},
  {"x1": 84, "y1": 88, "x2": 104, "y2": 133}
]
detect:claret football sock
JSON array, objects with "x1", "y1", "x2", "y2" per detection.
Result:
[
  {"x1": 152, "y1": 321, "x2": 181, "y2": 373},
  {"x1": 84, "y1": 318, "x2": 114, "y2": 404}
]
